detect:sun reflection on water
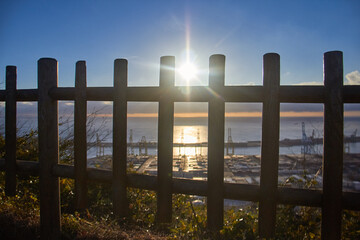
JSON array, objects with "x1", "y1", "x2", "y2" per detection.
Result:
[{"x1": 173, "y1": 125, "x2": 208, "y2": 156}]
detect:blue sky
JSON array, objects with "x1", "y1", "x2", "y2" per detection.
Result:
[
  {"x1": 1, "y1": 0, "x2": 360, "y2": 88},
  {"x1": 0, "y1": 0, "x2": 360, "y2": 116}
]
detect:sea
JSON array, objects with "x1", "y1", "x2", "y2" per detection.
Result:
[
  {"x1": 1, "y1": 113, "x2": 359, "y2": 158},
  {"x1": 124, "y1": 116, "x2": 360, "y2": 157}
]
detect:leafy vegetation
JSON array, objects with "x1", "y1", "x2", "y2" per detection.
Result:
[{"x1": 0, "y1": 129, "x2": 359, "y2": 239}]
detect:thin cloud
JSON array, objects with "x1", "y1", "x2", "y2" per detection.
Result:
[
  {"x1": 280, "y1": 111, "x2": 322, "y2": 117},
  {"x1": 244, "y1": 82, "x2": 256, "y2": 86},
  {"x1": 345, "y1": 111, "x2": 360, "y2": 117},
  {"x1": 293, "y1": 81, "x2": 323, "y2": 86},
  {"x1": 345, "y1": 70, "x2": 360, "y2": 85},
  {"x1": 175, "y1": 112, "x2": 207, "y2": 118},
  {"x1": 19, "y1": 102, "x2": 34, "y2": 106},
  {"x1": 129, "y1": 113, "x2": 157, "y2": 118},
  {"x1": 283, "y1": 71, "x2": 291, "y2": 77},
  {"x1": 226, "y1": 112, "x2": 261, "y2": 117}
]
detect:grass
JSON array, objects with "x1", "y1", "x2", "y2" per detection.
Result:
[
  {"x1": 1, "y1": 175, "x2": 360, "y2": 239},
  {"x1": 0, "y1": 176, "x2": 168, "y2": 240}
]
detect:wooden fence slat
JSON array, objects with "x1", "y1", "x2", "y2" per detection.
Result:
[
  {"x1": 5, "y1": 66, "x2": 17, "y2": 196},
  {"x1": 38, "y1": 58, "x2": 61, "y2": 239},
  {"x1": 207, "y1": 54, "x2": 225, "y2": 231},
  {"x1": 113, "y1": 59, "x2": 129, "y2": 217},
  {"x1": 322, "y1": 51, "x2": 343, "y2": 240},
  {"x1": 74, "y1": 61, "x2": 88, "y2": 210},
  {"x1": 156, "y1": 56, "x2": 175, "y2": 223},
  {"x1": 259, "y1": 53, "x2": 280, "y2": 238}
]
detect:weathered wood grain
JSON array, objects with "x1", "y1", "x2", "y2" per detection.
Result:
[
  {"x1": 207, "y1": 54, "x2": 226, "y2": 231},
  {"x1": 156, "y1": 56, "x2": 175, "y2": 223},
  {"x1": 74, "y1": 61, "x2": 88, "y2": 210},
  {"x1": 113, "y1": 59, "x2": 129, "y2": 217},
  {"x1": 322, "y1": 51, "x2": 343, "y2": 240},
  {"x1": 38, "y1": 58, "x2": 61, "y2": 239},
  {"x1": 5, "y1": 66, "x2": 17, "y2": 196},
  {"x1": 259, "y1": 53, "x2": 280, "y2": 238}
]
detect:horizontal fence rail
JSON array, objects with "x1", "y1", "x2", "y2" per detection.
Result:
[
  {"x1": 0, "y1": 159, "x2": 359, "y2": 210},
  {"x1": 2, "y1": 85, "x2": 360, "y2": 103},
  {"x1": 0, "y1": 51, "x2": 359, "y2": 240}
]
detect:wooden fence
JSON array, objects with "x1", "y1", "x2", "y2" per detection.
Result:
[{"x1": 0, "y1": 51, "x2": 359, "y2": 240}]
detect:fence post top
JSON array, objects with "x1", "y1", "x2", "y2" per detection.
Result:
[
  {"x1": 38, "y1": 58, "x2": 57, "y2": 63},
  {"x1": 325, "y1": 50, "x2": 342, "y2": 54},
  {"x1": 324, "y1": 51, "x2": 343, "y2": 57},
  {"x1": 6, "y1": 65, "x2": 17, "y2": 70},
  {"x1": 160, "y1": 56, "x2": 175, "y2": 67},
  {"x1": 160, "y1": 56, "x2": 175, "y2": 69},
  {"x1": 76, "y1": 60, "x2": 86, "y2": 65},
  {"x1": 114, "y1": 58, "x2": 128, "y2": 64},
  {"x1": 210, "y1": 54, "x2": 225, "y2": 57},
  {"x1": 160, "y1": 56, "x2": 175, "y2": 59},
  {"x1": 209, "y1": 54, "x2": 225, "y2": 61},
  {"x1": 263, "y1": 53, "x2": 280, "y2": 58}
]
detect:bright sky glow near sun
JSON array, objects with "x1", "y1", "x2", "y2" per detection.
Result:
[{"x1": 0, "y1": 0, "x2": 360, "y2": 116}]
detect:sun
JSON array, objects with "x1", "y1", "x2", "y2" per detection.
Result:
[{"x1": 178, "y1": 62, "x2": 197, "y2": 81}]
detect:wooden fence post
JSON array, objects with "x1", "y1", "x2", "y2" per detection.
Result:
[
  {"x1": 207, "y1": 54, "x2": 225, "y2": 231},
  {"x1": 38, "y1": 58, "x2": 61, "y2": 239},
  {"x1": 157, "y1": 56, "x2": 175, "y2": 223},
  {"x1": 322, "y1": 51, "x2": 343, "y2": 240},
  {"x1": 259, "y1": 53, "x2": 280, "y2": 238},
  {"x1": 75, "y1": 61, "x2": 88, "y2": 210},
  {"x1": 113, "y1": 59, "x2": 129, "y2": 217},
  {"x1": 5, "y1": 66, "x2": 17, "y2": 196}
]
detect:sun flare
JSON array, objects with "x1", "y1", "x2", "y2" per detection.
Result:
[{"x1": 178, "y1": 62, "x2": 197, "y2": 81}]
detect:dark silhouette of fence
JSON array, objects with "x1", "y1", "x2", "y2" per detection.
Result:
[{"x1": 0, "y1": 51, "x2": 359, "y2": 240}]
